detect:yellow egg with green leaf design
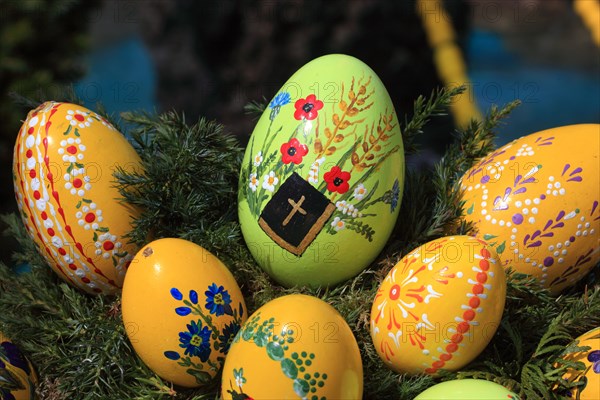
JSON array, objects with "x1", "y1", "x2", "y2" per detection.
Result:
[
  {"x1": 221, "y1": 294, "x2": 363, "y2": 399},
  {"x1": 238, "y1": 54, "x2": 405, "y2": 288}
]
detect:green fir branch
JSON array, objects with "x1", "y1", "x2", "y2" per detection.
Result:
[{"x1": 0, "y1": 90, "x2": 598, "y2": 400}]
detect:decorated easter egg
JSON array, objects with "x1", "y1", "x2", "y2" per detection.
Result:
[
  {"x1": 415, "y1": 379, "x2": 520, "y2": 399},
  {"x1": 122, "y1": 238, "x2": 246, "y2": 387},
  {"x1": 0, "y1": 332, "x2": 38, "y2": 400},
  {"x1": 12, "y1": 102, "x2": 141, "y2": 295},
  {"x1": 238, "y1": 54, "x2": 405, "y2": 288},
  {"x1": 460, "y1": 124, "x2": 600, "y2": 294},
  {"x1": 221, "y1": 294, "x2": 363, "y2": 399},
  {"x1": 370, "y1": 235, "x2": 506, "y2": 375},
  {"x1": 561, "y1": 327, "x2": 600, "y2": 399}
]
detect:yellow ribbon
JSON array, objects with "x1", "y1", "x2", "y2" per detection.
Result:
[
  {"x1": 417, "y1": 0, "x2": 483, "y2": 127},
  {"x1": 574, "y1": 0, "x2": 600, "y2": 46}
]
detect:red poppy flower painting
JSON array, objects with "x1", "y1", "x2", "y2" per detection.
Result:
[
  {"x1": 324, "y1": 166, "x2": 351, "y2": 194},
  {"x1": 294, "y1": 94, "x2": 324, "y2": 120},
  {"x1": 280, "y1": 138, "x2": 309, "y2": 164}
]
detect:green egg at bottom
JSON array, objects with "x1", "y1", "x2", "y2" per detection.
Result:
[{"x1": 415, "y1": 379, "x2": 520, "y2": 400}]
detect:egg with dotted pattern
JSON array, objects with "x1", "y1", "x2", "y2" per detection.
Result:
[
  {"x1": 221, "y1": 294, "x2": 363, "y2": 399},
  {"x1": 370, "y1": 235, "x2": 506, "y2": 375},
  {"x1": 12, "y1": 102, "x2": 141, "y2": 295},
  {"x1": 460, "y1": 124, "x2": 600, "y2": 294},
  {"x1": 0, "y1": 332, "x2": 38, "y2": 400}
]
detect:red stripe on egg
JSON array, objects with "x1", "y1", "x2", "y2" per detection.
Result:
[
  {"x1": 14, "y1": 114, "x2": 77, "y2": 289},
  {"x1": 425, "y1": 245, "x2": 493, "y2": 375}
]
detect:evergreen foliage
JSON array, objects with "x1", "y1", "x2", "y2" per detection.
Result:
[{"x1": 0, "y1": 87, "x2": 598, "y2": 399}]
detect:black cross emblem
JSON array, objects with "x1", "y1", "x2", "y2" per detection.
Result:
[{"x1": 259, "y1": 173, "x2": 335, "y2": 256}]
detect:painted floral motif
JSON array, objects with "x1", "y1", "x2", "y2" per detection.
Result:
[
  {"x1": 66, "y1": 109, "x2": 93, "y2": 129},
  {"x1": 324, "y1": 166, "x2": 351, "y2": 194},
  {"x1": 249, "y1": 173, "x2": 258, "y2": 192},
  {"x1": 353, "y1": 183, "x2": 367, "y2": 201},
  {"x1": 231, "y1": 312, "x2": 329, "y2": 398},
  {"x1": 262, "y1": 171, "x2": 279, "y2": 192},
  {"x1": 253, "y1": 151, "x2": 263, "y2": 167},
  {"x1": 294, "y1": 94, "x2": 323, "y2": 121},
  {"x1": 227, "y1": 368, "x2": 254, "y2": 400},
  {"x1": 280, "y1": 138, "x2": 308, "y2": 165},
  {"x1": 269, "y1": 92, "x2": 291, "y2": 121},
  {"x1": 205, "y1": 283, "x2": 233, "y2": 316},
  {"x1": 164, "y1": 285, "x2": 244, "y2": 384},
  {"x1": 240, "y1": 74, "x2": 402, "y2": 252}
]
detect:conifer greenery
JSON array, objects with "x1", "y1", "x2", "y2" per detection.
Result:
[{"x1": 1, "y1": 87, "x2": 598, "y2": 399}]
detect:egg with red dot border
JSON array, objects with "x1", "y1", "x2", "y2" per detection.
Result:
[
  {"x1": 370, "y1": 235, "x2": 506, "y2": 375},
  {"x1": 460, "y1": 124, "x2": 599, "y2": 294},
  {"x1": 12, "y1": 102, "x2": 141, "y2": 295}
]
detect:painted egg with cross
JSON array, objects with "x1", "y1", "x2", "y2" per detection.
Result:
[
  {"x1": 460, "y1": 124, "x2": 600, "y2": 294},
  {"x1": 122, "y1": 238, "x2": 247, "y2": 388},
  {"x1": 370, "y1": 235, "x2": 507, "y2": 375},
  {"x1": 560, "y1": 327, "x2": 600, "y2": 399},
  {"x1": 0, "y1": 332, "x2": 38, "y2": 400},
  {"x1": 221, "y1": 294, "x2": 363, "y2": 399},
  {"x1": 238, "y1": 54, "x2": 405, "y2": 288},
  {"x1": 12, "y1": 102, "x2": 141, "y2": 295},
  {"x1": 414, "y1": 379, "x2": 520, "y2": 400}
]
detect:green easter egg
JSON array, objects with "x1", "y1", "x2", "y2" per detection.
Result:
[
  {"x1": 415, "y1": 379, "x2": 520, "y2": 400},
  {"x1": 238, "y1": 54, "x2": 405, "y2": 288}
]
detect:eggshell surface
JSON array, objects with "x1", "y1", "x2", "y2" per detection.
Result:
[
  {"x1": 370, "y1": 236, "x2": 506, "y2": 375},
  {"x1": 460, "y1": 124, "x2": 600, "y2": 293},
  {"x1": 238, "y1": 54, "x2": 405, "y2": 288},
  {"x1": 221, "y1": 294, "x2": 363, "y2": 399},
  {"x1": 13, "y1": 102, "x2": 141, "y2": 294},
  {"x1": 414, "y1": 379, "x2": 520, "y2": 399},
  {"x1": 122, "y1": 238, "x2": 247, "y2": 387}
]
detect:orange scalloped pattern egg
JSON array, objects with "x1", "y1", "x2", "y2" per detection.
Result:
[
  {"x1": 370, "y1": 236, "x2": 506, "y2": 375},
  {"x1": 12, "y1": 102, "x2": 141, "y2": 294},
  {"x1": 460, "y1": 124, "x2": 599, "y2": 294}
]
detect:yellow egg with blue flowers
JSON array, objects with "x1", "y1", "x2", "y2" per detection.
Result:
[{"x1": 121, "y1": 238, "x2": 247, "y2": 387}]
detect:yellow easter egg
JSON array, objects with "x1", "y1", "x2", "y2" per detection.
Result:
[
  {"x1": 561, "y1": 327, "x2": 600, "y2": 399},
  {"x1": 238, "y1": 54, "x2": 405, "y2": 288},
  {"x1": 12, "y1": 102, "x2": 141, "y2": 295},
  {"x1": 460, "y1": 124, "x2": 600, "y2": 294},
  {"x1": 121, "y1": 238, "x2": 247, "y2": 388},
  {"x1": 370, "y1": 236, "x2": 506, "y2": 375},
  {"x1": 0, "y1": 332, "x2": 38, "y2": 400},
  {"x1": 221, "y1": 294, "x2": 363, "y2": 399}
]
